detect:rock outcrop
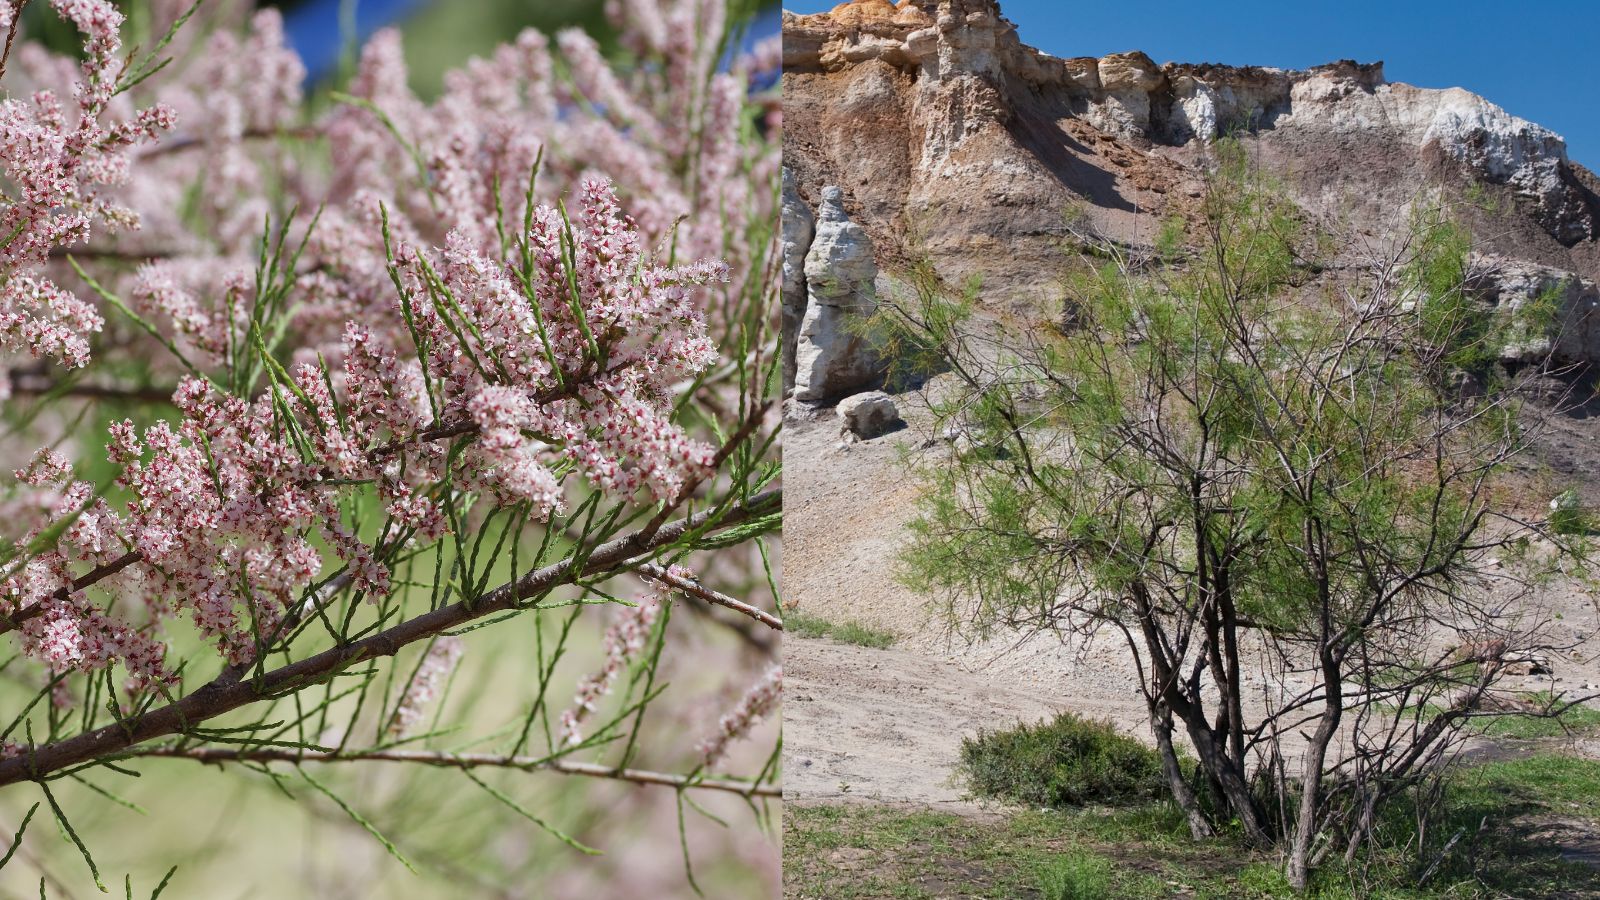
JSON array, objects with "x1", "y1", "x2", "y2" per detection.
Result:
[
  {"x1": 782, "y1": 168, "x2": 816, "y2": 393},
  {"x1": 793, "y1": 186, "x2": 885, "y2": 402},
  {"x1": 1470, "y1": 256, "x2": 1600, "y2": 365},
  {"x1": 784, "y1": 0, "x2": 1600, "y2": 360}
]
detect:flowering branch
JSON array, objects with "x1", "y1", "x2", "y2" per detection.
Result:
[
  {"x1": 0, "y1": 487, "x2": 779, "y2": 787},
  {"x1": 0, "y1": 412, "x2": 476, "y2": 641},
  {"x1": 0, "y1": 551, "x2": 139, "y2": 635},
  {"x1": 0, "y1": 0, "x2": 781, "y2": 887}
]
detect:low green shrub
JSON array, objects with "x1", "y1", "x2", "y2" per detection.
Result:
[
  {"x1": 958, "y1": 712, "x2": 1166, "y2": 808},
  {"x1": 1550, "y1": 506, "x2": 1593, "y2": 536},
  {"x1": 1550, "y1": 489, "x2": 1593, "y2": 536}
]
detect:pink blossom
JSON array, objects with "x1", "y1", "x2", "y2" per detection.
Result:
[
  {"x1": 698, "y1": 664, "x2": 782, "y2": 769},
  {"x1": 0, "y1": 2, "x2": 775, "y2": 774},
  {"x1": 0, "y1": 0, "x2": 174, "y2": 368},
  {"x1": 388, "y1": 636, "x2": 464, "y2": 737},
  {"x1": 558, "y1": 571, "x2": 689, "y2": 747}
]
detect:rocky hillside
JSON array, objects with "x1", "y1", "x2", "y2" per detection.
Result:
[{"x1": 782, "y1": 0, "x2": 1600, "y2": 402}]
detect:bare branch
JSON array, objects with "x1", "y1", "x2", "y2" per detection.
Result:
[
  {"x1": 638, "y1": 562, "x2": 782, "y2": 630},
  {"x1": 124, "y1": 746, "x2": 780, "y2": 797}
]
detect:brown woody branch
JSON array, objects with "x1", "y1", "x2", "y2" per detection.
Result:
[
  {"x1": 138, "y1": 126, "x2": 323, "y2": 159},
  {"x1": 0, "y1": 0, "x2": 27, "y2": 82},
  {"x1": 0, "y1": 551, "x2": 141, "y2": 635},
  {"x1": 7, "y1": 369, "x2": 175, "y2": 403},
  {"x1": 638, "y1": 562, "x2": 782, "y2": 631}
]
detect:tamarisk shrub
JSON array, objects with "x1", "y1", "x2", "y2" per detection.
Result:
[
  {"x1": 882, "y1": 140, "x2": 1594, "y2": 890},
  {"x1": 0, "y1": 1, "x2": 782, "y2": 895}
]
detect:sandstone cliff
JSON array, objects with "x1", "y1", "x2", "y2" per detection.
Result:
[{"x1": 782, "y1": 0, "x2": 1600, "y2": 389}]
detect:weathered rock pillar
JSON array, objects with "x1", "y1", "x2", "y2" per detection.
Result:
[{"x1": 793, "y1": 186, "x2": 885, "y2": 403}]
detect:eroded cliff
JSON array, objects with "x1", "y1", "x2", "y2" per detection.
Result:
[{"x1": 783, "y1": 0, "x2": 1600, "y2": 396}]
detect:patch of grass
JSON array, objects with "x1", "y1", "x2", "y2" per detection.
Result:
[
  {"x1": 1478, "y1": 699, "x2": 1600, "y2": 739},
  {"x1": 1036, "y1": 849, "x2": 1112, "y2": 900},
  {"x1": 785, "y1": 755, "x2": 1600, "y2": 899},
  {"x1": 1383, "y1": 694, "x2": 1600, "y2": 741},
  {"x1": 1549, "y1": 490, "x2": 1594, "y2": 536},
  {"x1": 957, "y1": 712, "x2": 1167, "y2": 809},
  {"x1": 783, "y1": 804, "x2": 1174, "y2": 900},
  {"x1": 783, "y1": 608, "x2": 896, "y2": 649},
  {"x1": 1550, "y1": 505, "x2": 1593, "y2": 536}
]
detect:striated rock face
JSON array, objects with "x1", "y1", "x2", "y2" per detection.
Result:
[
  {"x1": 782, "y1": 168, "x2": 816, "y2": 393},
  {"x1": 784, "y1": 0, "x2": 1600, "y2": 360},
  {"x1": 794, "y1": 187, "x2": 885, "y2": 402}
]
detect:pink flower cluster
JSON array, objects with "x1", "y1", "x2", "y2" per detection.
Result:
[
  {"x1": 389, "y1": 635, "x2": 464, "y2": 737},
  {"x1": 383, "y1": 177, "x2": 723, "y2": 512},
  {"x1": 2, "y1": 449, "x2": 168, "y2": 689},
  {"x1": 120, "y1": 0, "x2": 772, "y2": 381},
  {"x1": 698, "y1": 664, "x2": 782, "y2": 770},
  {"x1": 6, "y1": 176, "x2": 725, "y2": 681},
  {"x1": 558, "y1": 569, "x2": 691, "y2": 747},
  {"x1": 0, "y1": 0, "x2": 773, "y2": 740},
  {"x1": 0, "y1": 0, "x2": 176, "y2": 370}
]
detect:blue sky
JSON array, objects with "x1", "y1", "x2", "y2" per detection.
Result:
[
  {"x1": 784, "y1": 1, "x2": 1599, "y2": 170},
  {"x1": 282, "y1": 1, "x2": 781, "y2": 85}
]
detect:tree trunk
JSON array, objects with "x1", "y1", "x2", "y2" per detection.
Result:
[
  {"x1": 1176, "y1": 704, "x2": 1272, "y2": 846},
  {"x1": 1151, "y1": 703, "x2": 1213, "y2": 840},
  {"x1": 1288, "y1": 655, "x2": 1343, "y2": 892},
  {"x1": 1132, "y1": 583, "x2": 1271, "y2": 845}
]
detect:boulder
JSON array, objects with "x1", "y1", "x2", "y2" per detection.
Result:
[
  {"x1": 794, "y1": 187, "x2": 885, "y2": 402},
  {"x1": 1061, "y1": 56, "x2": 1100, "y2": 91},
  {"x1": 838, "y1": 391, "x2": 903, "y2": 439},
  {"x1": 1096, "y1": 51, "x2": 1163, "y2": 92},
  {"x1": 1086, "y1": 52, "x2": 1165, "y2": 137}
]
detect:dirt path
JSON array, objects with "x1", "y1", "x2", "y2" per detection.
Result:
[{"x1": 785, "y1": 636, "x2": 1048, "y2": 808}]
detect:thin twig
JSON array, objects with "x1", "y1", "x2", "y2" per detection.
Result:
[
  {"x1": 128, "y1": 746, "x2": 780, "y2": 797},
  {"x1": 638, "y1": 562, "x2": 781, "y2": 631},
  {"x1": 137, "y1": 126, "x2": 322, "y2": 159},
  {"x1": 0, "y1": 552, "x2": 141, "y2": 635},
  {"x1": 7, "y1": 370, "x2": 175, "y2": 403},
  {"x1": 0, "y1": 0, "x2": 29, "y2": 82}
]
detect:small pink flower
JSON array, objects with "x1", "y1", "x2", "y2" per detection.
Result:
[
  {"x1": 698, "y1": 664, "x2": 782, "y2": 770},
  {"x1": 389, "y1": 636, "x2": 464, "y2": 737}
]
